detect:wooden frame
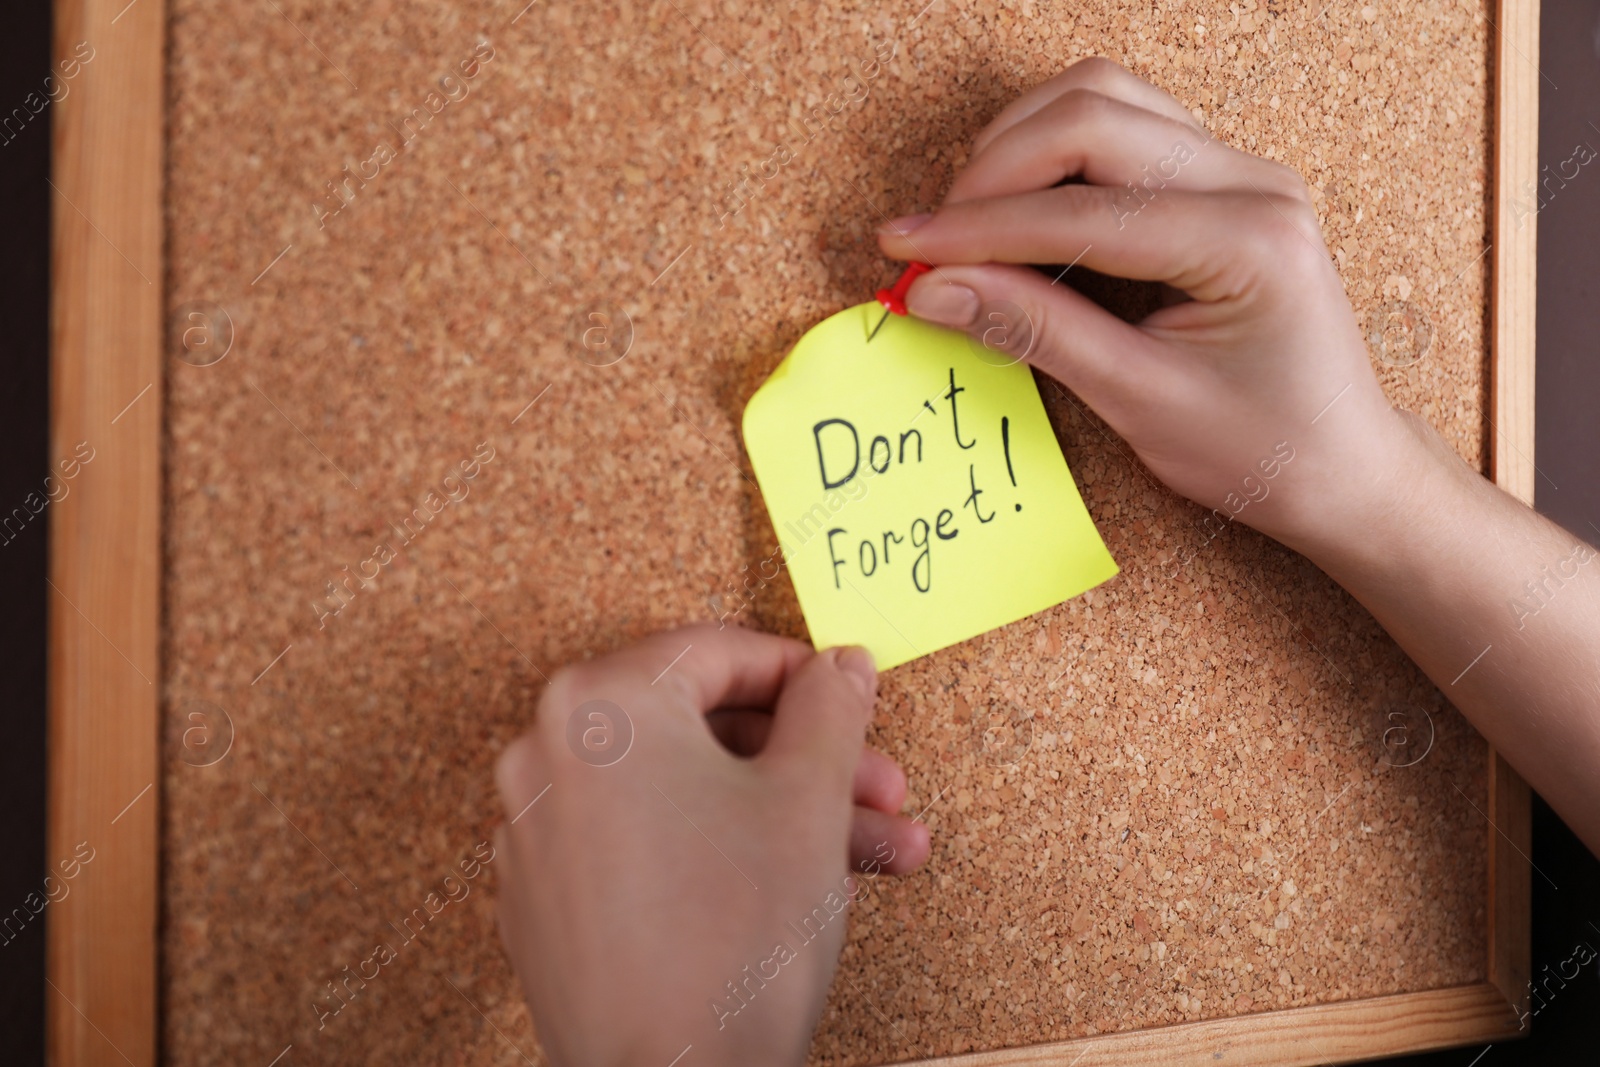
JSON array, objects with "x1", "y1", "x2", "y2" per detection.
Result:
[
  {"x1": 45, "y1": 0, "x2": 1536, "y2": 1063},
  {"x1": 48, "y1": 0, "x2": 163, "y2": 1064}
]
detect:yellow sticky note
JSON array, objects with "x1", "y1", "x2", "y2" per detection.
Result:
[{"x1": 742, "y1": 302, "x2": 1118, "y2": 670}]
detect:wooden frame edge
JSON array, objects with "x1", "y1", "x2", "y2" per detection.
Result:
[
  {"x1": 1486, "y1": 753, "x2": 1533, "y2": 1016},
  {"x1": 1491, "y1": 0, "x2": 1539, "y2": 508},
  {"x1": 1486, "y1": 0, "x2": 1538, "y2": 1022},
  {"x1": 46, "y1": 0, "x2": 164, "y2": 1064},
  {"x1": 891, "y1": 984, "x2": 1520, "y2": 1066}
]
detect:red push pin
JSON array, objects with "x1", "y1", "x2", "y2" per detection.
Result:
[{"x1": 868, "y1": 261, "x2": 933, "y2": 342}]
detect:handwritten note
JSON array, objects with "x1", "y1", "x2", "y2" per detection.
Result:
[{"x1": 742, "y1": 303, "x2": 1118, "y2": 669}]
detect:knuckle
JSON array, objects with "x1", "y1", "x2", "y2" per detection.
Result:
[
  {"x1": 1064, "y1": 55, "x2": 1129, "y2": 90},
  {"x1": 544, "y1": 662, "x2": 593, "y2": 711},
  {"x1": 1248, "y1": 197, "x2": 1330, "y2": 272},
  {"x1": 1048, "y1": 86, "x2": 1114, "y2": 127},
  {"x1": 494, "y1": 730, "x2": 545, "y2": 807},
  {"x1": 1055, "y1": 180, "x2": 1116, "y2": 216},
  {"x1": 536, "y1": 663, "x2": 616, "y2": 741},
  {"x1": 658, "y1": 669, "x2": 700, "y2": 713},
  {"x1": 1270, "y1": 161, "x2": 1313, "y2": 203},
  {"x1": 669, "y1": 620, "x2": 722, "y2": 644},
  {"x1": 1014, "y1": 294, "x2": 1054, "y2": 359}
]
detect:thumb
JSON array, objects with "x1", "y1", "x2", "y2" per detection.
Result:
[
  {"x1": 760, "y1": 646, "x2": 877, "y2": 796},
  {"x1": 905, "y1": 261, "x2": 1162, "y2": 425}
]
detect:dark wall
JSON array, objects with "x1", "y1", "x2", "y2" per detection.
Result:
[
  {"x1": 1537, "y1": 0, "x2": 1600, "y2": 547},
  {"x1": 0, "y1": 0, "x2": 51, "y2": 1063}
]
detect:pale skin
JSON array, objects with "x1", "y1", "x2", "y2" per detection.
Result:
[{"x1": 495, "y1": 58, "x2": 1600, "y2": 1067}]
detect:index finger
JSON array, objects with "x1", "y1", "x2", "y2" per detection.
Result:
[
  {"x1": 879, "y1": 183, "x2": 1327, "y2": 305},
  {"x1": 970, "y1": 57, "x2": 1203, "y2": 157},
  {"x1": 572, "y1": 622, "x2": 817, "y2": 714}
]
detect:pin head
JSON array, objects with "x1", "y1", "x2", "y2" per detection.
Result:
[
  {"x1": 868, "y1": 261, "x2": 933, "y2": 342},
  {"x1": 875, "y1": 261, "x2": 933, "y2": 316}
]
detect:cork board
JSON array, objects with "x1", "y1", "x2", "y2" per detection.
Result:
[{"x1": 47, "y1": 0, "x2": 1538, "y2": 1063}]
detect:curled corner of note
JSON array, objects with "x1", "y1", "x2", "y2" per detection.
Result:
[{"x1": 743, "y1": 302, "x2": 1117, "y2": 670}]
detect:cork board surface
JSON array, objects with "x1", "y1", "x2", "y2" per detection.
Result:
[{"x1": 161, "y1": 0, "x2": 1495, "y2": 1063}]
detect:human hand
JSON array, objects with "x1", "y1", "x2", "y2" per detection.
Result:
[
  {"x1": 877, "y1": 58, "x2": 1421, "y2": 558},
  {"x1": 493, "y1": 624, "x2": 930, "y2": 1067}
]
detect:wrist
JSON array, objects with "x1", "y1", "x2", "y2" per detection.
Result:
[{"x1": 1273, "y1": 406, "x2": 1480, "y2": 588}]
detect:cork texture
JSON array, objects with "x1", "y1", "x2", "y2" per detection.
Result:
[{"x1": 161, "y1": 0, "x2": 1494, "y2": 1063}]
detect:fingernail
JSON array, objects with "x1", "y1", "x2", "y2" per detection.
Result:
[
  {"x1": 908, "y1": 281, "x2": 979, "y2": 328},
  {"x1": 835, "y1": 646, "x2": 876, "y2": 697},
  {"x1": 878, "y1": 213, "x2": 932, "y2": 236}
]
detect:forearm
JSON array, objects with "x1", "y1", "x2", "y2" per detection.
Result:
[{"x1": 1285, "y1": 409, "x2": 1600, "y2": 854}]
